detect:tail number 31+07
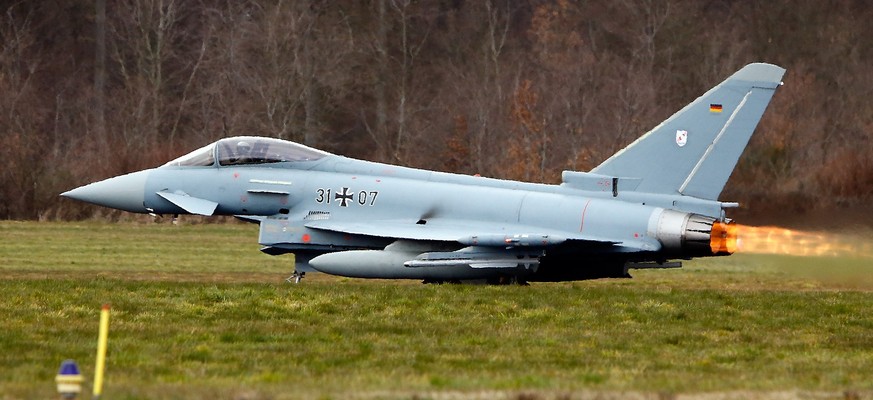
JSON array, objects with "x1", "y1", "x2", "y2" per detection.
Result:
[{"x1": 316, "y1": 188, "x2": 379, "y2": 207}]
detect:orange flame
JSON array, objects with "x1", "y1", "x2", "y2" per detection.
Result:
[
  {"x1": 735, "y1": 225, "x2": 873, "y2": 258},
  {"x1": 710, "y1": 221, "x2": 738, "y2": 255}
]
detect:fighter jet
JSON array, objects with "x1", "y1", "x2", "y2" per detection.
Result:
[{"x1": 62, "y1": 63, "x2": 785, "y2": 283}]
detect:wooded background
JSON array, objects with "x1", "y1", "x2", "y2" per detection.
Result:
[{"x1": 2, "y1": 0, "x2": 871, "y2": 220}]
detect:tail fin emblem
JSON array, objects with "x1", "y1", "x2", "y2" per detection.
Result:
[{"x1": 675, "y1": 130, "x2": 688, "y2": 147}]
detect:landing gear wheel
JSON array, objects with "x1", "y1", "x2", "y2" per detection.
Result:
[{"x1": 487, "y1": 276, "x2": 529, "y2": 285}]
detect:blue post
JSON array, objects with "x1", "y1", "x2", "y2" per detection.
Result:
[{"x1": 55, "y1": 359, "x2": 84, "y2": 399}]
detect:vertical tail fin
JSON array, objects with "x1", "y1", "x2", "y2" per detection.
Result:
[{"x1": 591, "y1": 63, "x2": 785, "y2": 200}]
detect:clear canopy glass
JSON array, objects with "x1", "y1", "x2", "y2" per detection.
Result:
[
  {"x1": 164, "y1": 143, "x2": 215, "y2": 167},
  {"x1": 164, "y1": 136, "x2": 330, "y2": 167}
]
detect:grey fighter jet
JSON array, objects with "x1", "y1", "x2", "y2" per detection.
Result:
[{"x1": 62, "y1": 63, "x2": 785, "y2": 283}]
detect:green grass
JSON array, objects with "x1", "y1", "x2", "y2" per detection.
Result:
[
  {"x1": 1, "y1": 219, "x2": 289, "y2": 275},
  {"x1": 2, "y1": 221, "x2": 873, "y2": 399}
]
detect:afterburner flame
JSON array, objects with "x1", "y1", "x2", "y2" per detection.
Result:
[
  {"x1": 710, "y1": 221, "x2": 738, "y2": 255},
  {"x1": 735, "y1": 225, "x2": 873, "y2": 257}
]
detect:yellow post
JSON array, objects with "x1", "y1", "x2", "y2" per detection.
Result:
[{"x1": 93, "y1": 304, "x2": 110, "y2": 399}]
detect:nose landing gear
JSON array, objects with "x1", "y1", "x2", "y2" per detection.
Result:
[{"x1": 286, "y1": 270, "x2": 306, "y2": 284}]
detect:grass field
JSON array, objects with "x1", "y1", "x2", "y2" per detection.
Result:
[{"x1": 2, "y1": 220, "x2": 873, "y2": 399}]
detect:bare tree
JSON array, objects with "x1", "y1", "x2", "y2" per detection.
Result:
[
  {"x1": 0, "y1": 5, "x2": 40, "y2": 218},
  {"x1": 94, "y1": 0, "x2": 107, "y2": 150},
  {"x1": 364, "y1": 0, "x2": 439, "y2": 164},
  {"x1": 200, "y1": 1, "x2": 354, "y2": 149},
  {"x1": 107, "y1": 0, "x2": 185, "y2": 166}
]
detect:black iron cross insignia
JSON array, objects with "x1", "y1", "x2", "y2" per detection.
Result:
[{"x1": 335, "y1": 187, "x2": 353, "y2": 207}]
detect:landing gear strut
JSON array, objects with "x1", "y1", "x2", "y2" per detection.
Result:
[{"x1": 286, "y1": 270, "x2": 305, "y2": 284}]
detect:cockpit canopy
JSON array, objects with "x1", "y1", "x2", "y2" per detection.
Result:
[{"x1": 164, "y1": 136, "x2": 330, "y2": 167}]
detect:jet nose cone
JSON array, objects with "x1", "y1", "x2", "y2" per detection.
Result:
[{"x1": 61, "y1": 169, "x2": 151, "y2": 213}]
